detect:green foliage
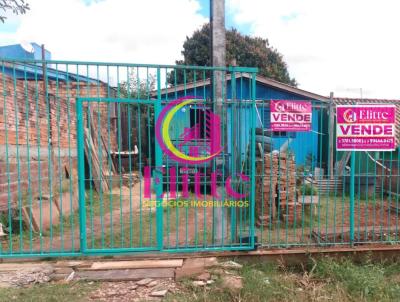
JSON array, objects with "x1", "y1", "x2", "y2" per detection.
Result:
[
  {"x1": 0, "y1": 211, "x2": 8, "y2": 228},
  {"x1": 301, "y1": 183, "x2": 318, "y2": 195},
  {"x1": 119, "y1": 69, "x2": 156, "y2": 163},
  {"x1": 315, "y1": 257, "x2": 400, "y2": 301},
  {"x1": 0, "y1": 282, "x2": 97, "y2": 302},
  {"x1": 170, "y1": 23, "x2": 296, "y2": 86},
  {"x1": 119, "y1": 68, "x2": 155, "y2": 99},
  {"x1": 0, "y1": 0, "x2": 29, "y2": 23}
]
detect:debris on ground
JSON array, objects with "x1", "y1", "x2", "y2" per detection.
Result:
[
  {"x1": 136, "y1": 278, "x2": 154, "y2": 286},
  {"x1": 0, "y1": 263, "x2": 54, "y2": 288},
  {"x1": 218, "y1": 261, "x2": 243, "y2": 269},
  {"x1": 192, "y1": 280, "x2": 207, "y2": 287},
  {"x1": 150, "y1": 289, "x2": 168, "y2": 297},
  {"x1": 0, "y1": 266, "x2": 54, "y2": 288},
  {"x1": 88, "y1": 278, "x2": 176, "y2": 301},
  {"x1": 175, "y1": 257, "x2": 217, "y2": 280},
  {"x1": 0, "y1": 257, "x2": 244, "y2": 299},
  {"x1": 65, "y1": 271, "x2": 75, "y2": 282},
  {"x1": 221, "y1": 275, "x2": 243, "y2": 291},
  {"x1": 146, "y1": 280, "x2": 159, "y2": 288},
  {"x1": 196, "y1": 272, "x2": 211, "y2": 281}
]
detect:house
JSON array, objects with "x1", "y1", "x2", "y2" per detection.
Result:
[{"x1": 159, "y1": 74, "x2": 330, "y2": 168}]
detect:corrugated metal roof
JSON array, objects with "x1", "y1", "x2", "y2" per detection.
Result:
[
  {"x1": 158, "y1": 74, "x2": 330, "y2": 102},
  {"x1": 333, "y1": 98, "x2": 400, "y2": 144}
]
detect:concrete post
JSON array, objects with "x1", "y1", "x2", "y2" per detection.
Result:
[
  {"x1": 211, "y1": 0, "x2": 227, "y2": 245},
  {"x1": 328, "y1": 92, "x2": 334, "y2": 179}
]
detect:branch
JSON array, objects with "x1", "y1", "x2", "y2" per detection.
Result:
[{"x1": 0, "y1": 0, "x2": 30, "y2": 23}]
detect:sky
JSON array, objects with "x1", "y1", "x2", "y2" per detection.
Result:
[{"x1": 0, "y1": 0, "x2": 399, "y2": 99}]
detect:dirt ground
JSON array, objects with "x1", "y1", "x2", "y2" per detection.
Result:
[{"x1": 2, "y1": 181, "x2": 400, "y2": 254}]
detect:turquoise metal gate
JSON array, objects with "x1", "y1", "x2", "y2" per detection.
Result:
[{"x1": 76, "y1": 66, "x2": 258, "y2": 254}]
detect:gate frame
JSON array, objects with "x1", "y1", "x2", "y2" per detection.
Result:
[{"x1": 76, "y1": 81, "x2": 258, "y2": 255}]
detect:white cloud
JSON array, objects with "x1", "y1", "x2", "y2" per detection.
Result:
[
  {"x1": 3, "y1": 0, "x2": 400, "y2": 98},
  {"x1": 5, "y1": 0, "x2": 206, "y2": 65},
  {"x1": 228, "y1": 0, "x2": 400, "y2": 99}
]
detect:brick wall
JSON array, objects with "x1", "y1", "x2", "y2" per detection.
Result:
[{"x1": 0, "y1": 73, "x2": 117, "y2": 210}]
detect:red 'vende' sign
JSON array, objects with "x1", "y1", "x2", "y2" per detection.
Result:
[
  {"x1": 270, "y1": 100, "x2": 312, "y2": 132},
  {"x1": 336, "y1": 105, "x2": 396, "y2": 151}
]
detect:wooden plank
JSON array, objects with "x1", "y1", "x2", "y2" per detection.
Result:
[
  {"x1": 101, "y1": 134, "x2": 117, "y2": 174},
  {"x1": 83, "y1": 128, "x2": 101, "y2": 192},
  {"x1": 181, "y1": 257, "x2": 218, "y2": 268},
  {"x1": 336, "y1": 151, "x2": 351, "y2": 176},
  {"x1": 87, "y1": 109, "x2": 116, "y2": 174},
  {"x1": 0, "y1": 263, "x2": 53, "y2": 272},
  {"x1": 55, "y1": 260, "x2": 93, "y2": 268},
  {"x1": 88, "y1": 259, "x2": 183, "y2": 270},
  {"x1": 84, "y1": 128, "x2": 109, "y2": 192},
  {"x1": 76, "y1": 268, "x2": 174, "y2": 281}
]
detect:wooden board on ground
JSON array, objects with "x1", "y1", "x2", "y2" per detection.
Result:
[
  {"x1": 0, "y1": 263, "x2": 53, "y2": 272},
  {"x1": 76, "y1": 268, "x2": 175, "y2": 281},
  {"x1": 88, "y1": 259, "x2": 183, "y2": 270},
  {"x1": 88, "y1": 110, "x2": 117, "y2": 174},
  {"x1": 55, "y1": 261, "x2": 93, "y2": 268}
]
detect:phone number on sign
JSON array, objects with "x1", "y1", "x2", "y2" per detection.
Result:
[{"x1": 339, "y1": 138, "x2": 393, "y2": 144}]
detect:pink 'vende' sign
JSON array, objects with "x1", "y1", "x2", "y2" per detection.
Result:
[
  {"x1": 336, "y1": 105, "x2": 396, "y2": 151},
  {"x1": 270, "y1": 100, "x2": 312, "y2": 132}
]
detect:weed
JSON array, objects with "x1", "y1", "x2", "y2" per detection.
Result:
[
  {"x1": 315, "y1": 257, "x2": 400, "y2": 301},
  {"x1": 0, "y1": 282, "x2": 97, "y2": 302}
]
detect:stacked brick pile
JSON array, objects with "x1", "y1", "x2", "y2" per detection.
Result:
[{"x1": 255, "y1": 152, "x2": 301, "y2": 226}]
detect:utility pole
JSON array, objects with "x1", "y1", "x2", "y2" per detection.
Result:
[
  {"x1": 210, "y1": 0, "x2": 227, "y2": 245},
  {"x1": 211, "y1": 0, "x2": 226, "y2": 112}
]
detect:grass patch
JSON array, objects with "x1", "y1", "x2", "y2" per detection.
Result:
[
  {"x1": 315, "y1": 257, "x2": 400, "y2": 301},
  {"x1": 0, "y1": 282, "x2": 98, "y2": 302},
  {"x1": 167, "y1": 257, "x2": 400, "y2": 302}
]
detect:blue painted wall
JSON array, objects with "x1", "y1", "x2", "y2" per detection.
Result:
[{"x1": 161, "y1": 77, "x2": 325, "y2": 166}]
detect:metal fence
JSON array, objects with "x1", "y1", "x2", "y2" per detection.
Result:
[
  {"x1": 0, "y1": 59, "x2": 399, "y2": 258},
  {"x1": 255, "y1": 100, "x2": 399, "y2": 247}
]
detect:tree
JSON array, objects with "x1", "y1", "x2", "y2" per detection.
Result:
[
  {"x1": 119, "y1": 69, "x2": 156, "y2": 165},
  {"x1": 120, "y1": 68, "x2": 156, "y2": 100},
  {"x1": 0, "y1": 0, "x2": 29, "y2": 23},
  {"x1": 170, "y1": 23, "x2": 297, "y2": 86}
]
